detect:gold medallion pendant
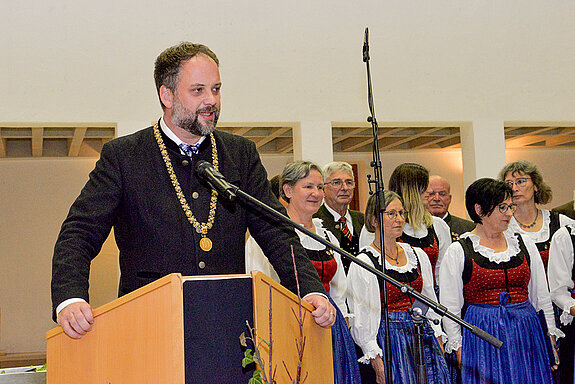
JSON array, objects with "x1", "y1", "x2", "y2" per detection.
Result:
[
  {"x1": 153, "y1": 121, "x2": 219, "y2": 254},
  {"x1": 200, "y1": 237, "x2": 213, "y2": 252}
]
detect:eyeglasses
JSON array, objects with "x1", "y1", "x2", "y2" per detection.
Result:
[
  {"x1": 505, "y1": 177, "x2": 530, "y2": 188},
  {"x1": 383, "y1": 209, "x2": 408, "y2": 220},
  {"x1": 325, "y1": 179, "x2": 355, "y2": 188},
  {"x1": 497, "y1": 203, "x2": 518, "y2": 214}
]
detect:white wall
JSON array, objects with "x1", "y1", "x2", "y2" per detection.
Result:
[
  {"x1": 0, "y1": 158, "x2": 119, "y2": 353},
  {"x1": 2, "y1": 1, "x2": 575, "y2": 125}
]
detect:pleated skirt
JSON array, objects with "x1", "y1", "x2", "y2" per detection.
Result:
[
  {"x1": 461, "y1": 293, "x2": 553, "y2": 384},
  {"x1": 330, "y1": 297, "x2": 361, "y2": 384},
  {"x1": 376, "y1": 311, "x2": 452, "y2": 384}
]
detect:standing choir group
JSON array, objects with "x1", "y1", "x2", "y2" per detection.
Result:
[{"x1": 246, "y1": 159, "x2": 575, "y2": 384}]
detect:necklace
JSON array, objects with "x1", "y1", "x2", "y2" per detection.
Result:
[
  {"x1": 153, "y1": 121, "x2": 218, "y2": 252},
  {"x1": 372, "y1": 242, "x2": 401, "y2": 265},
  {"x1": 516, "y1": 209, "x2": 539, "y2": 229},
  {"x1": 386, "y1": 244, "x2": 401, "y2": 265}
]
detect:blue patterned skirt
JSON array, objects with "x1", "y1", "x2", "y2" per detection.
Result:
[
  {"x1": 330, "y1": 297, "x2": 361, "y2": 384},
  {"x1": 461, "y1": 293, "x2": 553, "y2": 384},
  {"x1": 376, "y1": 311, "x2": 452, "y2": 384}
]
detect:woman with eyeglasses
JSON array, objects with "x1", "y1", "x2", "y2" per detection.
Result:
[
  {"x1": 245, "y1": 160, "x2": 361, "y2": 384},
  {"x1": 499, "y1": 160, "x2": 575, "y2": 271},
  {"x1": 500, "y1": 161, "x2": 575, "y2": 383},
  {"x1": 439, "y1": 178, "x2": 561, "y2": 384},
  {"x1": 348, "y1": 191, "x2": 451, "y2": 384}
]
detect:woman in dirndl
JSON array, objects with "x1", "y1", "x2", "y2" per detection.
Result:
[
  {"x1": 246, "y1": 160, "x2": 361, "y2": 384},
  {"x1": 440, "y1": 178, "x2": 562, "y2": 384},
  {"x1": 348, "y1": 190, "x2": 451, "y2": 384}
]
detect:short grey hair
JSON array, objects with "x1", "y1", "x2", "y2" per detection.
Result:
[
  {"x1": 280, "y1": 161, "x2": 324, "y2": 202},
  {"x1": 323, "y1": 161, "x2": 354, "y2": 180}
]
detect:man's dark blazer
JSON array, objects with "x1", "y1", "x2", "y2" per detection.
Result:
[
  {"x1": 552, "y1": 200, "x2": 575, "y2": 220},
  {"x1": 51, "y1": 124, "x2": 325, "y2": 318},
  {"x1": 313, "y1": 203, "x2": 365, "y2": 245},
  {"x1": 443, "y1": 212, "x2": 476, "y2": 241}
]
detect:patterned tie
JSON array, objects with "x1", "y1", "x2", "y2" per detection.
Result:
[
  {"x1": 338, "y1": 217, "x2": 352, "y2": 242},
  {"x1": 178, "y1": 143, "x2": 200, "y2": 158}
]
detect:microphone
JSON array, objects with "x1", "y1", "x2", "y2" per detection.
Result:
[
  {"x1": 363, "y1": 27, "x2": 370, "y2": 62},
  {"x1": 196, "y1": 160, "x2": 237, "y2": 201}
]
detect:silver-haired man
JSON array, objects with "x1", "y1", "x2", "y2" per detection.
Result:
[{"x1": 314, "y1": 161, "x2": 364, "y2": 273}]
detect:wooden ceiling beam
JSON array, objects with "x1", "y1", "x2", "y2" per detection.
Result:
[
  {"x1": 333, "y1": 128, "x2": 370, "y2": 144},
  {"x1": 378, "y1": 127, "x2": 410, "y2": 137},
  {"x1": 232, "y1": 127, "x2": 253, "y2": 136},
  {"x1": 505, "y1": 126, "x2": 557, "y2": 142},
  {"x1": 505, "y1": 134, "x2": 554, "y2": 148},
  {"x1": 278, "y1": 142, "x2": 293, "y2": 154},
  {"x1": 545, "y1": 135, "x2": 575, "y2": 147},
  {"x1": 341, "y1": 127, "x2": 405, "y2": 152},
  {"x1": 68, "y1": 127, "x2": 87, "y2": 157},
  {"x1": 444, "y1": 141, "x2": 462, "y2": 149},
  {"x1": 503, "y1": 126, "x2": 525, "y2": 134},
  {"x1": 0, "y1": 129, "x2": 5, "y2": 157},
  {"x1": 32, "y1": 127, "x2": 43, "y2": 157},
  {"x1": 382, "y1": 127, "x2": 445, "y2": 150},
  {"x1": 412, "y1": 132, "x2": 460, "y2": 149},
  {"x1": 254, "y1": 128, "x2": 291, "y2": 149}
]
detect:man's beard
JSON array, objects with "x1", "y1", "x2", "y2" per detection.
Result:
[{"x1": 172, "y1": 98, "x2": 219, "y2": 137}]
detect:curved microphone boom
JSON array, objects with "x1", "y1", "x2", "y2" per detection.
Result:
[{"x1": 196, "y1": 160, "x2": 237, "y2": 201}]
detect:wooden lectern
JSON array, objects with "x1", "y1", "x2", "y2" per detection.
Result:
[{"x1": 46, "y1": 272, "x2": 333, "y2": 383}]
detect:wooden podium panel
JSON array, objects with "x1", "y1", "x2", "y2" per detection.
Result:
[
  {"x1": 46, "y1": 274, "x2": 185, "y2": 383},
  {"x1": 46, "y1": 272, "x2": 333, "y2": 384},
  {"x1": 251, "y1": 272, "x2": 334, "y2": 384}
]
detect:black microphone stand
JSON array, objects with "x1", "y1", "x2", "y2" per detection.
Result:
[
  {"x1": 363, "y1": 26, "x2": 394, "y2": 384},
  {"x1": 410, "y1": 300, "x2": 438, "y2": 383}
]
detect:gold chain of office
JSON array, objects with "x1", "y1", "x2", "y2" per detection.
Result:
[{"x1": 153, "y1": 121, "x2": 218, "y2": 251}]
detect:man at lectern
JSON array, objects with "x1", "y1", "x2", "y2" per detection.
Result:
[{"x1": 51, "y1": 41, "x2": 335, "y2": 339}]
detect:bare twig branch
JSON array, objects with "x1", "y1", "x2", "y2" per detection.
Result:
[
  {"x1": 245, "y1": 320, "x2": 270, "y2": 383},
  {"x1": 286, "y1": 245, "x2": 308, "y2": 383},
  {"x1": 268, "y1": 283, "x2": 275, "y2": 382}
]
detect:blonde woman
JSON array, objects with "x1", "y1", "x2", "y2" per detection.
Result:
[{"x1": 388, "y1": 163, "x2": 452, "y2": 285}]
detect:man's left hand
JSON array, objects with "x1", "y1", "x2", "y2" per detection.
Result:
[{"x1": 303, "y1": 294, "x2": 336, "y2": 327}]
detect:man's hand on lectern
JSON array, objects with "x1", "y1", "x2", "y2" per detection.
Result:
[
  {"x1": 303, "y1": 294, "x2": 336, "y2": 327},
  {"x1": 57, "y1": 302, "x2": 94, "y2": 339}
]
